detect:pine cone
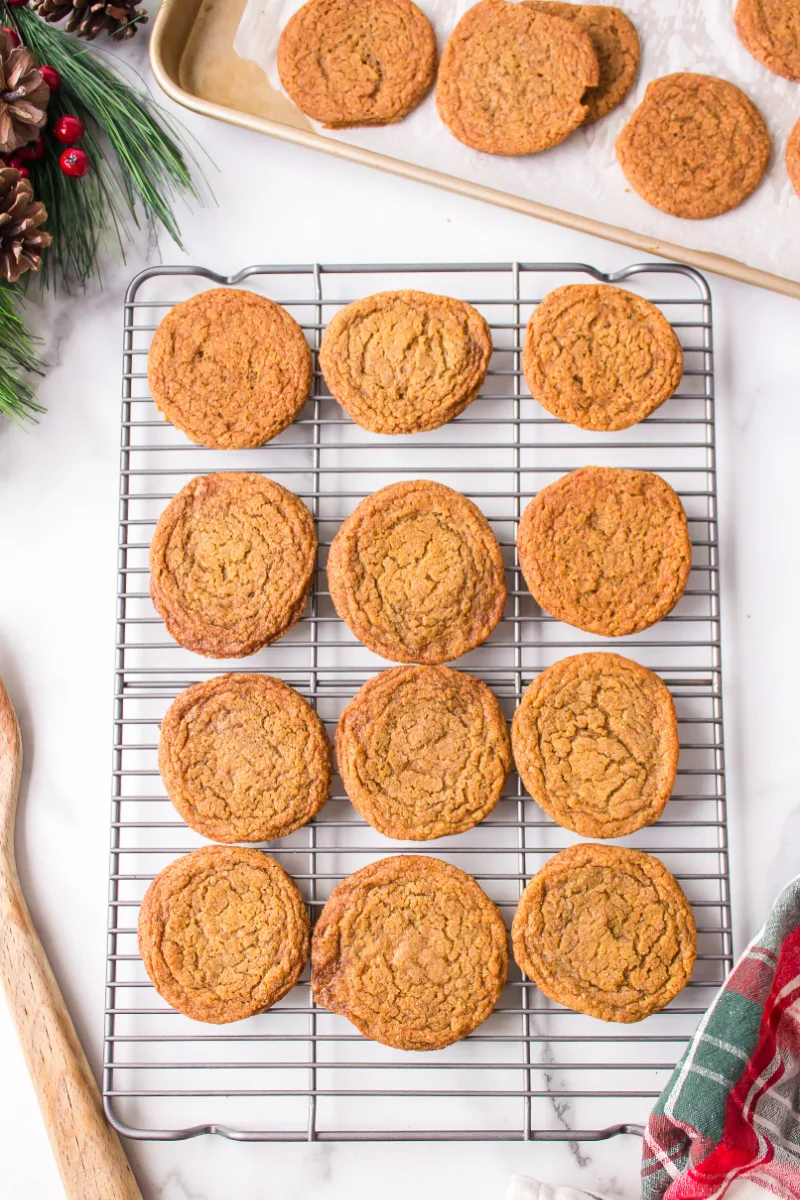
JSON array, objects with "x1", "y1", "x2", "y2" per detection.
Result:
[
  {"x1": 32, "y1": 0, "x2": 148, "y2": 41},
  {"x1": 0, "y1": 167, "x2": 51, "y2": 283},
  {"x1": 0, "y1": 31, "x2": 50, "y2": 156}
]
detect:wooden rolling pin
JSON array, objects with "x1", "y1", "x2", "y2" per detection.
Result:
[{"x1": 0, "y1": 676, "x2": 143, "y2": 1200}]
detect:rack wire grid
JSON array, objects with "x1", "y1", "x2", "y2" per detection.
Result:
[{"x1": 106, "y1": 259, "x2": 730, "y2": 1145}]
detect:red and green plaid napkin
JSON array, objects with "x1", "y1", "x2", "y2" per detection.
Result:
[{"x1": 642, "y1": 874, "x2": 800, "y2": 1197}]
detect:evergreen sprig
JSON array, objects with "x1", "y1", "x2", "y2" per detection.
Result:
[{"x1": 0, "y1": 283, "x2": 45, "y2": 424}]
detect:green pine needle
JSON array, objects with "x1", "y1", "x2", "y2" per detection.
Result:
[{"x1": 0, "y1": 283, "x2": 45, "y2": 424}]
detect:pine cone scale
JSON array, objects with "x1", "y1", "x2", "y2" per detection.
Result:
[
  {"x1": 33, "y1": 0, "x2": 147, "y2": 39},
  {"x1": 0, "y1": 168, "x2": 51, "y2": 283},
  {"x1": 0, "y1": 33, "x2": 50, "y2": 154}
]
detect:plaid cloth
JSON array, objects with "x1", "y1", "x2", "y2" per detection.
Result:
[{"x1": 642, "y1": 874, "x2": 800, "y2": 1198}]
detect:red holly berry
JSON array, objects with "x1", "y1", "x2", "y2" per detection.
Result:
[
  {"x1": 7, "y1": 155, "x2": 24, "y2": 168},
  {"x1": 0, "y1": 25, "x2": 20, "y2": 45},
  {"x1": 59, "y1": 147, "x2": 90, "y2": 178},
  {"x1": 17, "y1": 135, "x2": 45, "y2": 162},
  {"x1": 39, "y1": 64, "x2": 61, "y2": 91},
  {"x1": 54, "y1": 114, "x2": 85, "y2": 144},
  {"x1": 5, "y1": 0, "x2": 28, "y2": 7}
]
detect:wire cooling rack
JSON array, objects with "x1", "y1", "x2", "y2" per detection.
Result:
[{"x1": 105, "y1": 260, "x2": 730, "y2": 1144}]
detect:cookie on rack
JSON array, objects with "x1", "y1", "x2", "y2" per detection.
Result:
[
  {"x1": 516, "y1": 466, "x2": 692, "y2": 637},
  {"x1": 159, "y1": 674, "x2": 332, "y2": 843},
  {"x1": 138, "y1": 845, "x2": 310, "y2": 1024},
  {"x1": 735, "y1": 0, "x2": 800, "y2": 81},
  {"x1": 327, "y1": 479, "x2": 507, "y2": 664},
  {"x1": 523, "y1": 2, "x2": 639, "y2": 124},
  {"x1": 312, "y1": 855, "x2": 508, "y2": 1049},
  {"x1": 616, "y1": 73, "x2": 770, "y2": 219},
  {"x1": 319, "y1": 290, "x2": 492, "y2": 434},
  {"x1": 150, "y1": 472, "x2": 317, "y2": 659},
  {"x1": 148, "y1": 288, "x2": 312, "y2": 450},
  {"x1": 512, "y1": 842, "x2": 696, "y2": 1022},
  {"x1": 788, "y1": 117, "x2": 800, "y2": 197},
  {"x1": 277, "y1": 0, "x2": 437, "y2": 128},
  {"x1": 522, "y1": 283, "x2": 683, "y2": 431},
  {"x1": 435, "y1": 0, "x2": 599, "y2": 155},
  {"x1": 336, "y1": 665, "x2": 511, "y2": 840},
  {"x1": 511, "y1": 653, "x2": 679, "y2": 838}
]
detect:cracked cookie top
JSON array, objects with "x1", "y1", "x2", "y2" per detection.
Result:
[
  {"x1": 159, "y1": 674, "x2": 332, "y2": 843},
  {"x1": 277, "y1": 0, "x2": 437, "y2": 128},
  {"x1": 512, "y1": 842, "x2": 696, "y2": 1022},
  {"x1": 522, "y1": 284, "x2": 683, "y2": 432},
  {"x1": 148, "y1": 288, "x2": 312, "y2": 450},
  {"x1": 319, "y1": 290, "x2": 492, "y2": 435},
  {"x1": 517, "y1": 467, "x2": 692, "y2": 638},
  {"x1": 735, "y1": 0, "x2": 800, "y2": 80},
  {"x1": 150, "y1": 472, "x2": 317, "y2": 659},
  {"x1": 312, "y1": 855, "x2": 508, "y2": 1049},
  {"x1": 616, "y1": 73, "x2": 770, "y2": 220},
  {"x1": 512, "y1": 653, "x2": 679, "y2": 838},
  {"x1": 336, "y1": 665, "x2": 511, "y2": 840},
  {"x1": 327, "y1": 480, "x2": 507, "y2": 664},
  {"x1": 138, "y1": 845, "x2": 310, "y2": 1024}
]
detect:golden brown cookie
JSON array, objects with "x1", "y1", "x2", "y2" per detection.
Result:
[
  {"x1": 327, "y1": 480, "x2": 507, "y2": 664},
  {"x1": 277, "y1": 0, "x2": 437, "y2": 129},
  {"x1": 787, "y1": 117, "x2": 800, "y2": 196},
  {"x1": 512, "y1": 843, "x2": 696, "y2": 1022},
  {"x1": 522, "y1": 283, "x2": 683, "y2": 431},
  {"x1": 435, "y1": 0, "x2": 599, "y2": 156},
  {"x1": 517, "y1": 467, "x2": 691, "y2": 637},
  {"x1": 159, "y1": 674, "x2": 332, "y2": 843},
  {"x1": 138, "y1": 845, "x2": 310, "y2": 1024},
  {"x1": 312, "y1": 855, "x2": 508, "y2": 1048},
  {"x1": 524, "y1": 2, "x2": 639, "y2": 124},
  {"x1": 150, "y1": 473, "x2": 317, "y2": 659},
  {"x1": 512, "y1": 653, "x2": 679, "y2": 838},
  {"x1": 148, "y1": 289, "x2": 312, "y2": 450},
  {"x1": 337, "y1": 666, "x2": 511, "y2": 840},
  {"x1": 319, "y1": 291, "x2": 492, "y2": 435},
  {"x1": 616, "y1": 73, "x2": 770, "y2": 219},
  {"x1": 735, "y1": 0, "x2": 800, "y2": 81}
]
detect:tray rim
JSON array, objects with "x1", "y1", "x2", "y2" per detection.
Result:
[{"x1": 149, "y1": 0, "x2": 800, "y2": 303}]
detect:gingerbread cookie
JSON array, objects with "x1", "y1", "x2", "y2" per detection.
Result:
[
  {"x1": 277, "y1": 0, "x2": 437, "y2": 128},
  {"x1": 517, "y1": 467, "x2": 692, "y2": 637},
  {"x1": 512, "y1": 653, "x2": 679, "y2": 838},
  {"x1": 327, "y1": 480, "x2": 507, "y2": 663},
  {"x1": 616, "y1": 73, "x2": 770, "y2": 219},
  {"x1": 337, "y1": 665, "x2": 511, "y2": 840},
  {"x1": 787, "y1": 117, "x2": 800, "y2": 196},
  {"x1": 148, "y1": 289, "x2": 312, "y2": 450},
  {"x1": 319, "y1": 290, "x2": 492, "y2": 434},
  {"x1": 735, "y1": 0, "x2": 800, "y2": 81},
  {"x1": 138, "y1": 845, "x2": 310, "y2": 1023},
  {"x1": 312, "y1": 855, "x2": 508, "y2": 1048},
  {"x1": 522, "y1": 283, "x2": 683, "y2": 431},
  {"x1": 512, "y1": 843, "x2": 696, "y2": 1022},
  {"x1": 435, "y1": 0, "x2": 599, "y2": 155},
  {"x1": 150, "y1": 473, "x2": 317, "y2": 659},
  {"x1": 159, "y1": 674, "x2": 332, "y2": 843}
]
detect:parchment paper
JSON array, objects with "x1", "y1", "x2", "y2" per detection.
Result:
[{"x1": 233, "y1": 0, "x2": 800, "y2": 282}]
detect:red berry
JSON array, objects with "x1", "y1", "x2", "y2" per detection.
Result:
[
  {"x1": 5, "y1": 0, "x2": 28, "y2": 7},
  {"x1": 39, "y1": 64, "x2": 60, "y2": 91},
  {"x1": 17, "y1": 135, "x2": 45, "y2": 162},
  {"x1": 0, "y1": 25, "x2": 20, "y2": 45},
  {"x1": 7, "y1": 155, "x2": 24, "y2": 169},
  {"x1": 54, "y1": 114, "x2": 85, "y2": 144},
  {"x1": 59, "y1": 147, "x2": 90, "y2": 178},
  {"x1": 16, "y1": 165, "x2": 29, "y2": 178}
]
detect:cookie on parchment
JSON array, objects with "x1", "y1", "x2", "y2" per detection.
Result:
[
  {"x1": 312, "y1": 855, "x2": 508, "y2": 1049},
  {"x1": 524, "y1": 2, "x2": 639, "y2": 124},
  {"x1": 516, "y1": 467, "x2": 692, "y2": 638},
  {"x1": 148, "y1": 289, "x2": 312, "y2": 450},
  {"x1": 616, "y1": 73, "x2": 770, "y2": 219},
  {"x1": 735, "y1": 0, "x2": 800, "y2": 81},
  {"x1": 159, "y1": 674, "x2": 332, "y2": 843},
  {"x1": 277, "y1": 0, "x2": 437, "y2": 128},
  {"x1": 319, "y1": 290, "x2": 492, "y2": 434},
  {"x1": 511, "y1": 842, "x2": 696, "y2": 1022},
  {"x1": 522, "y1": 283, "x2": 683, "y2": 431},
  {"x1": 138, "y1": 845, "x2": 310, "y2": 1024},
  {"x1": 435, "y1": 0, "x2": 600, "y2": 156},
  {"x1": 511, "y1": 653, "x2": 679, "y2": 838},
  {"x1": 336, "y1": 665, "x2": 511, "y2": 840},
  {"x1": 327, "y1": 480, "x2": 507, "y2": 664},
  {"x1": 150, "y1": 472, "x2": 317, "y2": 659},
  {"x1": 787, "y1": 117, "x2": 800, "y2": 197}
]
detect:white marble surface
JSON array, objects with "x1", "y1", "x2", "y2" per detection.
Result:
[{"x1": 0, "y1": 30, "x2": 798, "y2": 1200}]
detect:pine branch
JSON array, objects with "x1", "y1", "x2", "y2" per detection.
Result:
[{"x1": 0, "y1": 282, "x2": 46, "y2": 424}]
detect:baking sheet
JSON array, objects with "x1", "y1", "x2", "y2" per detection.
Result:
[{"x1": 233, "y1": 0, "x2": 800, "y2": 284}]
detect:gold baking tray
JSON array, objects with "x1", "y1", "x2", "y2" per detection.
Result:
[{"x1": 150, "y1": 0, "x2": 800, "y2": 300}]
